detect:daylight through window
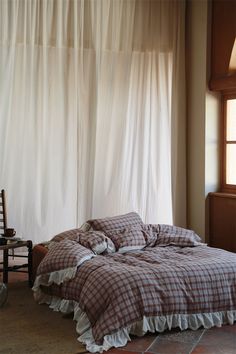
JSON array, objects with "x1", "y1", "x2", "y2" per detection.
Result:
[{"x1": 223, "y1": 97, "x2": 236, "y2": 188}]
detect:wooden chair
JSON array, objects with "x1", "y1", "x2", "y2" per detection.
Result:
[
  {"x1": 0, "y1": 188, "x2": 14, "y2": 254},
  {"x1": 0, "y1": 189, "x2": 33, "y2": 286},
  {"x1": 0, "y1": 189, "x2": 7, "y2": 236}
]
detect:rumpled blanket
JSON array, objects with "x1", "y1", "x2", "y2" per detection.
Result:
[{"x1": 33, "y1": 225, "x2": 236, "y2": 347}]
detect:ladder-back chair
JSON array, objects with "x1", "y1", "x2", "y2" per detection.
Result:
[
  {"x1": 0, "y1": 189, "x2": 33, "y2": 286},
  {"x1": 0, "y1": 190, "x2": 7, "y2": 236}
]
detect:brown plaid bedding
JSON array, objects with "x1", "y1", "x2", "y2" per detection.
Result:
[
  {"x1": 37, "y1": 238, "x2": 94, "y2": 275},
  {"x1": 141, "y1": 224, "x2": 160, "y2": 246},
  {"x1": 104, "y1": 225, "x2": 146, "y2": 252},
  {"x1": 79, "y1": 231, "x2": 115, "y2": 254},
  {"x1": 156, "y1": 224, "x2": 203, "y2": 247},
  {"x1": 36, "y1": 240, "x2": 236, "y2": 343},
  {"x1": 87, "y1": 212, "x2": 144, "y2": 231}
]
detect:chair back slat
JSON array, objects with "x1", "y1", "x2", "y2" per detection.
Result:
[{"x1": 0, "y1": 189, "x2": 7, "y2": 234}]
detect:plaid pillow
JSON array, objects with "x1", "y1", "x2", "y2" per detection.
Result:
[
  {"x1": 156, "y1": 224, "x2": 203, "y2": 247},
  {"x1": 78, "y1": 231, "x2": 115, "y2": 254},
  {"x1": 105, "y1": 225, "x2": 146, "y2": 253},
  {"x1": 141, "y1": 224, "x2": 160, "y2": 247},
  {"x1": 87, "y1": 212, "x2": 143, "y2": 232},
  {"x1": 37, "y1": 239, "x2": 94, "y2": 275}
]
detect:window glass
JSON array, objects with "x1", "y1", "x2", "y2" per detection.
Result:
[
  {"x1": 226, "y1": 144, "x2": 236, "y2": 185},
  {"x1": 226, "y1": 99, "x2": 236, "y2": 141}
]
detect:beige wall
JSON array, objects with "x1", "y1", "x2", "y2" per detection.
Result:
[{"x1": 186, "y1": 0, "x2": 220, "y2": 240}]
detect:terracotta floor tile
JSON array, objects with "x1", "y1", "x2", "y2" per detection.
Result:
[
  {"x1": 120, "y1": 334, "x2": 157, "y2": 352},
  {"x1": 197, "y1": 325, "x2": 236, "y2": 348},
  {"x1": 0, "y1": 271, "x2": 27, "y2": 283},
  {"x1": 0, "y1": 256, "x2": 28, "y2": 283},
  {"x1": 147, "y1": 338, "x2": 194, "y2": 354},
  {"x1": 155, "y1": 329, "x2": 205, "y2": 344},
  {"x1": 107, "y1": 350, "x2": 142, "y2": 354},
  {"x1": 191, "y1": 344, "x2": 236, "y2": 354},
  {"x1": 210, "y1": 323, "x2": 236, "y2": 334}
]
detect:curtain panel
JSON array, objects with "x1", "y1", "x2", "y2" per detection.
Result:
[{"x1": 0, "y1": 0, "x2": 186, "y2": 243}]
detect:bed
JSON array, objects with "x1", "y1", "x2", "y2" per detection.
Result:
[{"x1": 32, "y1": 212, "x2": 236, "y2": 353}]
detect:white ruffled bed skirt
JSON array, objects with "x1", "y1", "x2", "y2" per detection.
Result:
[{"x1": 33, "y1": 288, "x2": 236, "y2": 353}]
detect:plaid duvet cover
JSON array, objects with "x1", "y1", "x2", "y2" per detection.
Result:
[{"x1": 36, "y1": 242, "x2": 236, "y2": 344}]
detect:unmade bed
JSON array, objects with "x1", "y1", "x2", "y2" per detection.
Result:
[{"x1": 32, "y1": 212, "x2": 236, "y2": 353}]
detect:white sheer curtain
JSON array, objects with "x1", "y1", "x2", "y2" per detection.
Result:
[{"x1": 0, "y1": 0, "x2": 186, "y2": 243}]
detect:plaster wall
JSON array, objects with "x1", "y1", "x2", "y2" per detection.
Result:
[{"x1": 186, "y1": 0, "x2": 220, "y2": 240}]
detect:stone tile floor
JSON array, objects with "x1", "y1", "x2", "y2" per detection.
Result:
[
  {"x1": 107, "y1": 325, "x2": 236, "y2": 354},
  {"x1": 1, "y1": 257, "x2": 236, "y2": 354}
]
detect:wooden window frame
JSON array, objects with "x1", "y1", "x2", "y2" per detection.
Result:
[{"x1": 221, "y1": 92, "x2": 236, "y2": 193}]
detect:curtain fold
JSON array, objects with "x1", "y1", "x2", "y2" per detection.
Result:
[{"x1": 0, "y1": 0, "x2": 186, "y2": 243}]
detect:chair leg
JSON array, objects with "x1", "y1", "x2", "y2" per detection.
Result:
[
  {"x1": 27, "y1": 241, "x2": 33, "y2": 287},
  {"x1": 3, "y1": 249, "x2": 9, "y2": 284}
]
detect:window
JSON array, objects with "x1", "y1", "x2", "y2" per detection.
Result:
[{"x1": 222, "y1": 94, "x2": 236, "y2": 192}]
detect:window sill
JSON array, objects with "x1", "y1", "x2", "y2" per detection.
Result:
[{"x1": 209, "y1": 191, "x2": 236, "y2": 199}]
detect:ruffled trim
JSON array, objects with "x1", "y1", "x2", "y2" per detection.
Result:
[
  {"x1": 79, "y1": 311, "x2": 236, "y2": 352},
  {"x1": 33, "y1": 265, "x2": 78, "y2": 293},
  {"x1": 33, "y1": 254, "x2": 95, "y2": 292},
  {"x1": 32, "y1": 288, "x2": 236, "y2": 353}
]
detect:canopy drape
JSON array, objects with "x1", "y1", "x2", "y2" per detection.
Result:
[{"x1": 0, "y1": 0, "x2": 186, "y2": 243}]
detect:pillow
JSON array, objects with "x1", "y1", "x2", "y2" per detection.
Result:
[
  {"x1": 156, "y1": 224, "x2": 203, "y2": 247},
  {"x1": 80, "y1": 222, "x2": 92, "y2": 232},
  {"x1": 78, "y1": 231, "x2": 115, "y2": 254},
  {"x1": 141, "y1": 224, "x2": 160, "y2": 247},
  {"x1": 37, "y1": 239, "x2": 95, "y2": 276},
  {"x1": 87, "y1": 212, "x2": 143, "y2": 232},
  {"x1": 105, "y1": 225, "x2": 146, "y2": 253}
]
